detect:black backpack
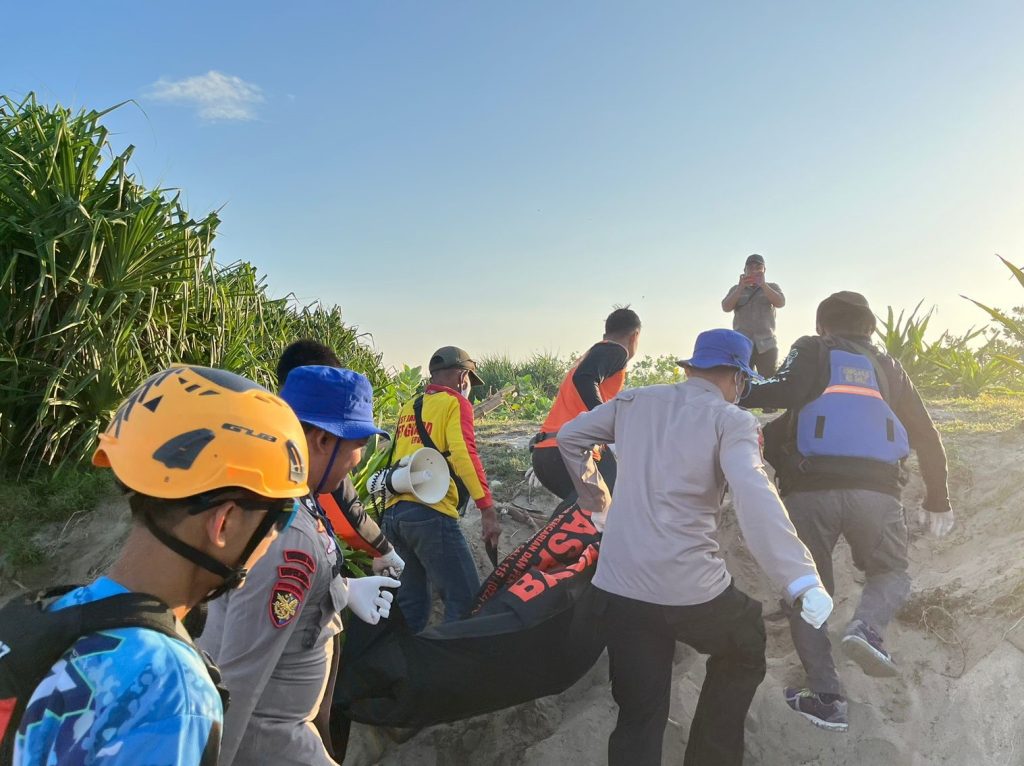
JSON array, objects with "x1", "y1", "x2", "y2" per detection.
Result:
[{"x1": 0, "y1": 586, "x2": 227, "y2": 765}]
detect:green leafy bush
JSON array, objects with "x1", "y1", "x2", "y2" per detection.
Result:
[
  {"x1": 876, "y1": 296, "x2": 1019, "y2": 397},
  {"x1": 473, "y1": 353, "x2": 566, "y2": 421},
  {"x1": 626, "y1": 355, "x2": 683, "y2": 388},
  {"x1": 963, "y1": 256, "x2": 1024, "y2": 377},
  {"x1": 474, "y1": 353, "x2": 569, "y2": 399},
  {"x1": 0, "y1": 94, "x2": 385, "y2": 474}
]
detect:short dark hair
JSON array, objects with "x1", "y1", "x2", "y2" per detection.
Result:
[
  {"x1": 605, "y1": 306, "x2": 641, "y2": 337},
  {"x1": 127, "y1": 486, "x2": 276, "y2": 525},
  {"x1": 277, "y1": 340, "x2": 341, "y2": 386}
]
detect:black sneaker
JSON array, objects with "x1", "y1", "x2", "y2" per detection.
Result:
[
  {"x1": 784, "y1": 687, "x2": 849, "y2": 732},
  {"x1": 842, "y1": 619, "x2": 898, "y2": 677}
]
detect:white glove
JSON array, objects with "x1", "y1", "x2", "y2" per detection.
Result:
[
  {"x1": 346, "y1": 576, "x2": 400, "y2": 625},
  {"x1": 917, "y1": 509, "x2": 954, "y2": 538},
  {"x1": 525, "y1": 467, "x2": 543, "y2": 490},
  {"x1": 372, "y1": 548, "x2": 405, "y2": 578},
  {"x1": 799, "y1": 586, "x2": 833, "y2": 630}
]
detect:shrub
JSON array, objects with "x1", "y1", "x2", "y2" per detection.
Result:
[
  {"x1": 474, "y1": 352, "x2": 569, "y2": 399},
  {"x1": 0, "y1": 94, "x2": 385, "y2": 474},
  {"x1": 626, "y1": 355, "x2": 683, "y2": 388}
]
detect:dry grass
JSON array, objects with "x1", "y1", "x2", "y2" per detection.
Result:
[{"x1": 928, "y1": 393, "x2": 1024, "y2": 435}]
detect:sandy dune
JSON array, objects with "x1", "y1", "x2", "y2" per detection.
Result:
[
  {"x1": 6, "y1": 409, "x2": 1023, "y2": 765},
  {"x1": 349, "y1": 416, "x2": 1024, "y2": 765}
]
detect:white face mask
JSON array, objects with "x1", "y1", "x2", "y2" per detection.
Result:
[{"x1": 461, "y1": 374, "x2": 472, "y2": 398}]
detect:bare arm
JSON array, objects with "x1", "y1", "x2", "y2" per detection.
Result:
[
  {"x1": 722, "y1": 282, "x2": 745, "y2": 311},
  {"x1": 762, "y1": 282, "x2": 786, "y2": 308}
]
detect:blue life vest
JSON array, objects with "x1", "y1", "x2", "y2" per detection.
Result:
[{"x1": 796, "y1": 349, "x2": 910, "y2": 464}]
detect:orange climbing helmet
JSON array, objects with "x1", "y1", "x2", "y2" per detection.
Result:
[{"x1": 93, "y1": 366, "x2": 309, "y2": 500}]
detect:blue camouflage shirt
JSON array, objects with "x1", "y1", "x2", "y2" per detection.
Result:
[{"x1": 14, "y1": 577, "x2": 223, "y2": 766}]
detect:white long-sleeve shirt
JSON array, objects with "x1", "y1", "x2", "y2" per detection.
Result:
[{"x1": 558, "y1": 377, "x2": 822, "y2": 607}]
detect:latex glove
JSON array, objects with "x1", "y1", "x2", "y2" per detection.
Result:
[
  {"x1": 372, "y1": 548, "x2": 405, "y2": 578},
  {"x1": 525, "y1": 467, "x2": 543, "y2": 490},
  {"x1": 799, "y1": 586, "x2": 833, "y2": 630},
  {"x1": 917, "y1": 509, "x2": 955, "y2": 538},
  {"x1": 346, "y1": 576, "x2": 400, "y2": 625}
]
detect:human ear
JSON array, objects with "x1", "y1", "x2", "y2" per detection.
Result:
[
  {"x1": 310, "y1": 427, "x2": 335, "y2": 458},
  {"x1": 205, "y1": 501, "x2": 237, "y2": 549}
]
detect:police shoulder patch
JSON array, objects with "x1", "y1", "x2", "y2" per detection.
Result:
[
  {"x1": 278, "y1": 564, "x2": 312, "y2": 591},
  {"x1": 270, "y1": 581, "x2": 304, "y2": 628},
  {"x1": 283, "y1": 549, "x2": 316, "y2": 573}
]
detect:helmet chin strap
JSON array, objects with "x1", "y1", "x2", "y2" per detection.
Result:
[
  {"x1": 313, "y1": 436, "x2": 344, "y2": 497},
  {"x1": 142, "y1": 505, "x2": 281, "y2": 603}
]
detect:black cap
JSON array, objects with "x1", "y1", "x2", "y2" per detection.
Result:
[
  {"x1": 745, "y1": 253, "x2": 765, "y2": 267},
  {"x1": 820, "y1": 291, "x2": 871, "y2": 312},
  {"x1": 429, "y1": 346, "x2": 484, "y2": 387},
  {"x1": 816, "y1": 291, "x2": 876, "y2": 334}
]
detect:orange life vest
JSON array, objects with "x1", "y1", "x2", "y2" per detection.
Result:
[
  {"x1": 535, "y1": 343, "x2": 626, "y2": 449},
  {"x1": 318, "y1": 492, "x2": 380, "y2": 556}
]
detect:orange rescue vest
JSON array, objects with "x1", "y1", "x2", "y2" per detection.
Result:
[{"x1": 535, "y1": 344, "x2": 626, "y2": 449}]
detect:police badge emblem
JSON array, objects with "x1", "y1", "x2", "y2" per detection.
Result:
[{"x1": 270, "y1": 583, "x2": 303, "y2": 628}]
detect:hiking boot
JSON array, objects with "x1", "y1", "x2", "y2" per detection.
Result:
[
  {"x1": 842, "y1": 620, "x2": 898, "y2": 677},
  {"x1": 783, "y1": 687, "x2": 849, "y2": 732}
]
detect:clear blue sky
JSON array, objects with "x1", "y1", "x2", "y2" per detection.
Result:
[{"x1": 7, "y1": 2, "x2": 1024, "y2": 368}]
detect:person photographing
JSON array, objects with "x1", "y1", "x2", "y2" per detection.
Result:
[{"x1": 722, "y1": 254, "x2": 786, "y2": 380}]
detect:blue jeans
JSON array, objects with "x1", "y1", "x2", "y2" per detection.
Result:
[{"x1": 381, "y1": 501, "x2": 481, "y2": 633}]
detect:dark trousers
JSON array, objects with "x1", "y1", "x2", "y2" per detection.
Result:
[
  {"x1": 750, "y1": 346, "x2": 779, "y2": 378},
  {"x1": 531, "y1": 445, "x2": 617, "y2": 500},
  {"x1": 598, "y1": 584, "x2": 767, "y2": 766},
  {"x1": 783, "y1": 489, "x2": 910, "y2": 694}
]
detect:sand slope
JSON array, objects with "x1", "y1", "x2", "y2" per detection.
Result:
[
  {"x1": 349, "y1": 418, "x2": 1024, "y2": 766},
  {"x1": 5, "y1": 410, "x2": 1024, "y2": 765}
]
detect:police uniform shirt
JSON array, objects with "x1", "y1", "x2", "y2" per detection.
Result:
[
  {"x1": 558, "y1": 377, "x2": 822, "y2": 607},
  {"x1": 199, "y1": 498, "x2": 345, "y2": 766}
]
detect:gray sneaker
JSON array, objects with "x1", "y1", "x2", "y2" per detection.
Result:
[
  {"x1": 784, "y1": 687, "x2": 849, "y2": 732},
  {"x1": 842, "y1": 619, "x2": 898, "y2": 677}
]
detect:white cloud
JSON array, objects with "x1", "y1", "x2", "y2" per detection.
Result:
[{"x1": 147, "y1": 70, "x2": 264, "y2": 121}]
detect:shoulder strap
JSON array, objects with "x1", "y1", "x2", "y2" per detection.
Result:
[
  {"x1": 76, "y1": 593, "x2": 231, "y2": 711},
  {"x1": 0, "y1": 589, "x2": 229, "y2": 759},
  {"x1": 412, "y1": 395, "x2": 471, "y2": 510},
  {"x1": 411, "y1": 395, "x2": 437, "y2": 451},
  {"x1": 77, "y1": 592, "x2": 182, "y2": 639},
  {"x1": 784, "y1": 337, "x2": 832, "y2": 442},
  {"x1": 734, "y1": 285, "x2": 762, "y2": 308}
]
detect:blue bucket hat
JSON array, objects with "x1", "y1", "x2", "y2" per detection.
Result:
[
  {"x1": 677, "y1": 329, "x2": 763, "y2": 380},
  {"x1": 280, "y1": 366, "x2": 388, "y2": 440}
]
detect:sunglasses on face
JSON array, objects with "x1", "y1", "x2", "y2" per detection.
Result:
[
  {"x1": 190, "y1": 495, "x2": 298, "y2": 532},
  {"x1": 233, "y1": 497, "x2": 298, "y2": 532}
]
